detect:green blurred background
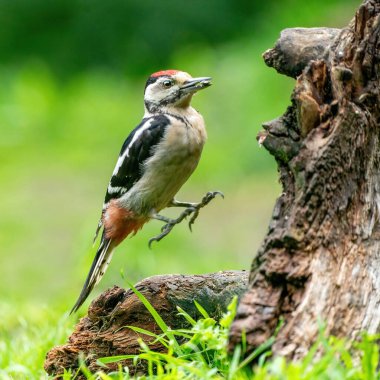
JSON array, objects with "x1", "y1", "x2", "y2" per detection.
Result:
[{"x1": 0, "y1": 0, "x2": 358, "y2": 311}]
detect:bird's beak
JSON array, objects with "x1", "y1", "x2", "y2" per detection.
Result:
[{"x1": 181, "y1": 77, "x2": 212, "y2": 94}]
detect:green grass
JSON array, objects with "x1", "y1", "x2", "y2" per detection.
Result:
[
  {"x1": 1, "y1": 294, "x2": 380, "y2": 379},
  {"x1": 0, "y1": 302, "x2": 74, "y2": 379}
]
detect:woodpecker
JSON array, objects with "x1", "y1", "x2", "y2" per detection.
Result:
[{"x1": 71, "y1": 70, "x2": 222, "y2": 313}]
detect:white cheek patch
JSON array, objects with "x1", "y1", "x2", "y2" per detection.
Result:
[
  {"x1": 145, "y1": 84, "x2": 171, "y2": 104},
  {"x1": 144, "y1": 71, "x2": 192, "y2": 108}
]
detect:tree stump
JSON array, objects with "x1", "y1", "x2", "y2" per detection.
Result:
[
  {"x1": 229, "y1": 0, "x2": 380, "y2": 359},
  {"x1": 44, "y1": 271, "x2": 247, "y2": 377}
]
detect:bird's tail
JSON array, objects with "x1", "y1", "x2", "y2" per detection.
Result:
[{"x1": 70, "y1": 231, "x2": 115, "y2": 314}]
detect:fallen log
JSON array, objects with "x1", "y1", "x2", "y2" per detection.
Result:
[{"x1": 44, "y1": 271, "x2": 248, "y2": 377}]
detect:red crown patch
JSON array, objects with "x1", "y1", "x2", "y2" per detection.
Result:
[{"x1": 151, "y1": 70, "x2": 180, "y2": 78}]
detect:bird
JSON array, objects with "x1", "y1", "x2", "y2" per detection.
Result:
[{"x1": 71, "y1": 70, "x2": 222, "y2": 313}]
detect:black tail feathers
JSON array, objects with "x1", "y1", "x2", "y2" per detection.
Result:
[{"x1": 70, "y1": 233, "x2": 114, "y2": 314}]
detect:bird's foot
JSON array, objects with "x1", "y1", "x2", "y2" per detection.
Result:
[
  {"x1": 149, "y1": 191, "x2": 223, "y2": 247},
  {"x1": 187, "y1": 191, "x2": 224, "y2": 230},
  {"x1": 149, "y1": 207, "x2": 195, "y2": 247}
]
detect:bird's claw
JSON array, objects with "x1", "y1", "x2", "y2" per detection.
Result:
[
  {"x1": 149, "y1": 207, "x2": 194, "y2": 248},
  {"x1": 187, "y1": 191, "x2": 223, "y2": 230},
  {"x1": 149, "y1": 224, "x2": 174, "y2": 248},
  {"x1": 203, "y1": 191, "x2": 224, "y2": 203},
  {"x1": 188, "y1": 210, "x2": 199, "y2": 231},
  {"x1": 149, "y1": 190, "x2": 224, "y2": 247}
]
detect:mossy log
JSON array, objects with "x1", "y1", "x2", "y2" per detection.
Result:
[{"x1": 44, "y1": 271, "x2": 247, "y2": 377}]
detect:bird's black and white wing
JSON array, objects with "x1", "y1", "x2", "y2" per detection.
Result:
[
  {"x1": 93, "y1": 114, "x2": 170, "y2": 240},
  {"x1": 72, "y1": 114, "x2": 171, "y2": 314}
]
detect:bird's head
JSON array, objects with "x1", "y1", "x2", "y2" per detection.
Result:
[{"x1": 144, "y1": 70, "x2": 212, "y2": 114}]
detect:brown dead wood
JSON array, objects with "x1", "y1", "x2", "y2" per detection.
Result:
[
  {"x1": 45, "y1": 271, "x2": 247, "y2": 377},
  {"x1": 230, "y1": 0, "x2": 380, "y2": 359}
]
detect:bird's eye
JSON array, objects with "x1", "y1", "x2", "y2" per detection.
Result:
[{"x1": 162, "y1": 79, "x2": 173, "y2": 88}]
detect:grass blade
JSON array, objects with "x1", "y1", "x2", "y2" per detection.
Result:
[
  {"x1": 98, "y1": 355, "x2": 137, "y2": 365},
  {"x1": 126, "y1": 280, "x2": 182, "y2": 354},
  {"x1": 194, "y1": 300, "x2": 210, "y2": 319}
]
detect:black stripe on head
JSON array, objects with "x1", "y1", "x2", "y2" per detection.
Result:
[
  {"x1": 145, "y1": 70, "x2": 180, "y2": 93},
  {"x1": 144, "y1": 77, "x2": 183, "y2": 113},
  {"x1": 144, "y1": 76, "x2": 160, "y2": 93},
  {"x1": 145, "y1": 70, "x2": 180, "y2": 92}
]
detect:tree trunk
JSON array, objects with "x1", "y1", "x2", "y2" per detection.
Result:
[
  {"x1": 229, "y1": 0, "x2": 380, "y2": 359},
  {"x1": 44, "y1": 271, "x2": 247, "y2": 377}
]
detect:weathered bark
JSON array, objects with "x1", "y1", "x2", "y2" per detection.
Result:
[
  {"x1": 263, "y1": 27, "x2": 341, "y2": 78},
  {"x1": 230, "y1": 0, "x2": 380, "y2": 359},
  {"x1": 45, "y1": 271, "x2": 247, "y2": 377}
]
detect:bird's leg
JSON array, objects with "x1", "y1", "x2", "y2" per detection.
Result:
[
  {"x1": 149, "y1": 191, "x2": 223, "y2": 247},
  {"x1": 149, "y1": 207, "x2": 196, "y2": 247},
  {"x1": 183, "y1": 191, "x2": 224, "y2": 230},
  {"x1": 168, "y1": 200, "x2": 197, "y2": 208},
  {"x1": 170, "y1": 191, "x2": 224, "y2": 229}
]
